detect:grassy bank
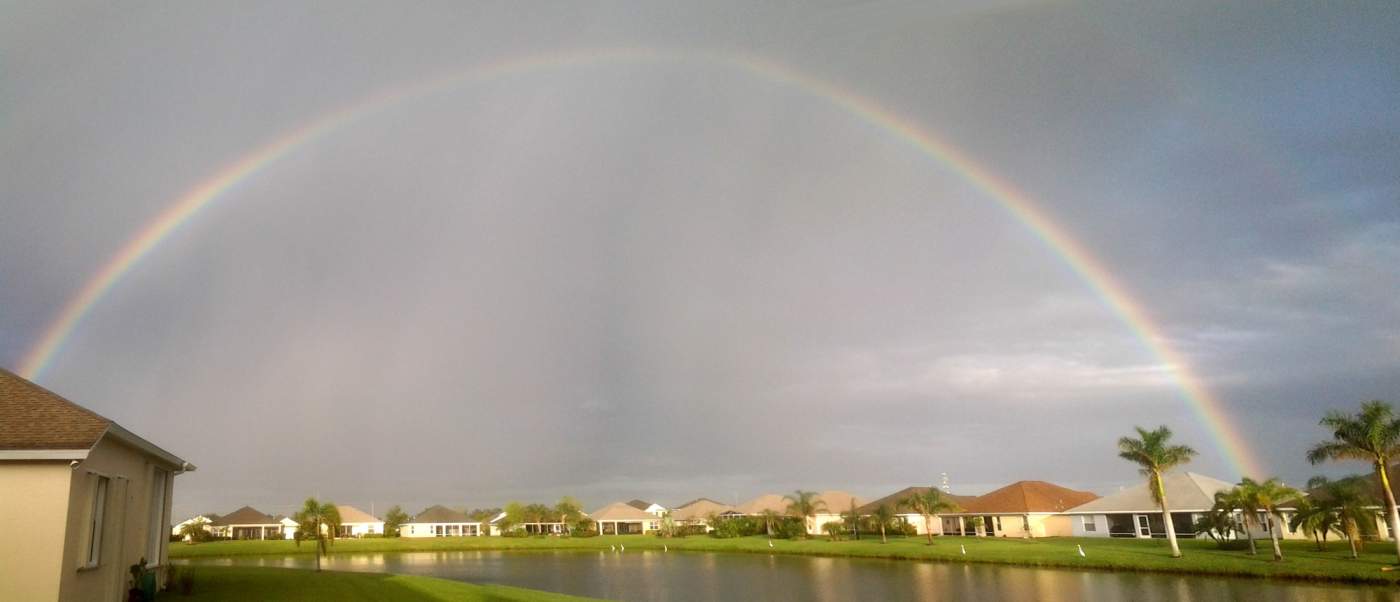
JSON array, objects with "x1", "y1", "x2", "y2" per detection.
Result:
[
  {"x1": 172, "y1": 534, "x2": 1400, "y2": 585},
  {"x1": 157, "y1": 566, "x2": 600, "y2": 601}
]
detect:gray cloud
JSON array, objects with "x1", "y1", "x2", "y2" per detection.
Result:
[{"x1": 2, "y1": 1, "x2": 1397, "y2": 517}]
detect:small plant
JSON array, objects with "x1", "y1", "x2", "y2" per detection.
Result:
[
  {"x1": 127, "y1": 557, "x2": 151, "y2": 602},
  {"x1": 167, "y1": 565, "x2": 195, "y2": 596}
]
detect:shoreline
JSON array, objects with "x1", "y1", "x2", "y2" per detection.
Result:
[{"x1": 171, "y1": 535, "x2": 1400, "y2": 586}]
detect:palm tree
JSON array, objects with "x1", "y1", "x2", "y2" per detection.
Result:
[
  {"x1": 842, "y1": 500, "x2": 862, "y2": 540},
  {"x1": 1193, "y1": 507, "x2": 1235, "y2": 542},
  {"x1": 1288, "y1": 497, "x2": 1338, "y2": 551},
  {"x1": 1118, "y1": 425, "x2": 1197, "y2": 558},
  {"x1": 822, "y1": 521, "x2": 844, "y2": 541},
  {"x1": 555, "y1": 497, "x2": 583, "y2": 536},
  {"x1": 784, "y1": 490, "x2": 827, "y2": 538},
  {"x1": 178, "y1": 521, "x2": 206, "y2": 544},
  {"x1": 1307, "y1": 400, "x2": 1400, "y2": 564},
  {"x1": 1310, "y1": 475, "x2": 1379, "y2": 559},
  {"x1": 293, "y1": 497, "x2": 341, "y2": 572},
  {"x1": 760, "y1": 509, "x2": 781, "y2": 537},
  {"x1": 1236, "y1": 478, "x2": 1300, "y2": 560},
  {"x1": 872, "y1": 504, "x2": 896, "y2": 544},
  {"x1": 901, "y1": 488, "x2": 960, "y2": 545},
  {"x1": 1213, "y1": 487, "x2": 1259, "y2": 555}
]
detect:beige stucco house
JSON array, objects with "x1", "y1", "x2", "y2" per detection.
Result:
[
  {"x1": 670, "y1": 498, "x2": 738, "y2": 530},
  {"x1": 334, "y1": 505, "x2": 385, "y2": 537},
  {"x1": 941, "y1": 480, "x2": 1098, "y2": 538},
  {"x1": 0, "y1": 368, "x2": 194, "y2": 601},
  {"x1": 855, "y1": 486, "x2": 977, "y2": 535},
  {"x1": 207, "y1": 506, "x2": 287, "y2": 540},
  {"x1": 591, "y1": 501, "x2": 659, "y2": 534},
  {"x1": 402, "y1": 505, "x2": 483, "y2": 537}
]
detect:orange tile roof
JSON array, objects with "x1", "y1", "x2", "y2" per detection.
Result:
[{"x1": 959, "y1": 481, "x2": 1098, "y2": 514}]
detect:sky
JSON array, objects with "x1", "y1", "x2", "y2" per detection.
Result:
[{"x1": 1, "y1": 1, "x2": 1397, "y2": 519}]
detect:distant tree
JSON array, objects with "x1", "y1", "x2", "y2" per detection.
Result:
[
  {"x1": 842, "y1": 500, "x2": 862, "y2": 540},
  {"x1": 178, "y1": 522, "x2": 207, "y2": 544},
  {"x1": 1193, "y1": 507, "x2": 1235, "y2": 542},
  {"x1": 555, "y1": 497, "x2": 584, "y2": 536},
  {"x1": 822, "y1": 521, "x2": 843, "y2": 542},
  {"x1": 760, "y1": 509, "x2": 782, "y2": 537},
  {"x1": 383, "y1": 506, "x2": 409, "y2": 538},
  {"x1": 1118, "y1": 425, "x2": 1197, "y2": 558},
  {"x1": 501, "y1": 502, "x2": 526, "y2": 534},
  {"x1": 1307, "y1": 400, "x2": 1400, "y2": 564},
  {"x1": 1211, "y1": 487, "x2": 1258, "y2": 555},
  {"x1": 467, "y1": 508, "x2": 502, "y2": 522},
  {"x1": 784, "y1": 491, "x2": 827, "y2": 538},
  {"x1": 293, "y1": 498, "x2": 341, "y2": 572},
  {"x1": 1308, "y1": 475, "x2": 1380, "y2": 559},
  {"x1": 1234, "y1": 478, "x2": 1300, "y2": 561},
  {"x1": 900, "y1": 488, "x2": 960, "y2": 545},
  {"x1": 872, "y1": 504, "x2": 896, "y2": 544}
]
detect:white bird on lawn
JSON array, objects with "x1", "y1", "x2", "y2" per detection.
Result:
[
  {"x1": 664, "y1": 545, "x2": 668, "y2": 552},
  {"x1": 960, "y1": 545, "x2": 966, "y2": 555},
  {"x1": 1077, "y1": 544, "x2": 1085, "y2": 558},
  {"x1": 610, "y1": 545, "x2": 616, "y2": 552},
  {"x1": 620, "y1": 544, "x2": 625, "y2": 552},
  {"x1": 768, "y1": 540, "x2": 774, "y2": 548}
]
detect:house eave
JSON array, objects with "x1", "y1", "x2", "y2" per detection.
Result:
[{"x1": 0, "y1": 448, "x2": 91, "y2": 461}]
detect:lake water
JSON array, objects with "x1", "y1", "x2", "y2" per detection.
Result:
[{"x1": 179, "y1": 550, "x2": 1400, "y2": 601}]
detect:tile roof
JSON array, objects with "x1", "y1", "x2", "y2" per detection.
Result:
[
  {"x1": 855, "y1": 486, "x2": 977, "y2": 514},
  {"x1": 670, "y1": 498, "x2": 735, "y2": 521},
  {"x1": 0, "y1": 368, "x2": 111, "y2": 450},
  {"x1": 210, "y1": 506, "x2": 279, "y2": 526},
  {"x1": 734, "y1": 493, "x2": 788, "y2": 515},
  {"x1": 814, "y1": 490, "x2": 865, "y2": 514},
  {"x1": 410, "y1": 505, "x2": 473, "y2": 523},
  {"x1": 1065, "y1": 472, "x2": 1234, "y2": 513},
  {"x1": 591, "y1": 501, "x2": 655, "y2": 521},
  {"x1": 958, "y1": 481, "x2": 1099, "y2": 514},
  {"x1": 335, "y1": 505, "x2": 382, "y2": 524}
]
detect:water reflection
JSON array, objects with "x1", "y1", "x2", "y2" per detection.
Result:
[{"x1": 178, "y1": 550, "x2": 1399, "y2": 601}]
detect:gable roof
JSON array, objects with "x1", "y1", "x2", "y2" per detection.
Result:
[
  {"x1": 410, "y1": 505, "x2": 472, "y2": 523},
  {"x1": 670, "y1": 498, "x2": 735, "y2": 520},
  {"x1": 211, "y1": 506, "x2": 278, "y2": 526},
  {"x1": 591, "y1": 501, "x2": 655, "y2": 521},
  {"x1": 1065, "y1": 472, "x2": 1233, "y2": 514},
  {"x1": 1, "y1": 368, "x2": 111, "y2": 450},
  {"x1": 625, "y1": 499, "x2": 656, "y2": 511},
  {"x1": 734, "y1": 493, "x2": 788, "y2": 515},
  {"x1": 335, "y1": 505, "x2": 382, "y2": 524},
  {"x1": 855, "y1": 487, "x2": 977, "y2": 514},
  {"x1": 814, "y1": 490, "x2": 865, "y2": 513},
  {"x1": 0, "y1": 368, "x2": 193, "y2": 469},
  {"x1": 958, "y1": 481, "x2": 1098, "y2": 514}
]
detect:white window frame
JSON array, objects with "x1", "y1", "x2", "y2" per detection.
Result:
[
  {"x1": 147, "y1": 468, "x2": 168, "y2": 565},
  {"x1": 1083, "y1": 515, "x2": 1097, "y2": 532},
  {"x1": 86, "y1": 476, "x2": 109, "y2": 568}
]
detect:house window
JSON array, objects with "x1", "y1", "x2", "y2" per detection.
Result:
[
  {"x1": 87, "y1": 476, "x2": 109, "y2": 567},
  {"x1": 1083, "y1": 516, "x2": 1097, "y2": 532},
  {"x1": 147, "y1": 469, "x2": 168, "y2": 563}
]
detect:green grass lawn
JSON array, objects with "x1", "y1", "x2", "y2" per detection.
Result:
[
  {"x1": 172, "y1": 534, "x2": 1400, "y2": 585},
  {"x1": 158, "y1": 566, "x2": 601, "y2": 601}
]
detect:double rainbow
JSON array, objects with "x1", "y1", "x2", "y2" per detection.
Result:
[{"x1": 16, "y1": 48, "x2": 1263, "y2": 477}]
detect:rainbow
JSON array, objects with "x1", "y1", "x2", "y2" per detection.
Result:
[{"x1": 16, "y1": 48, "x2": 1264, "y2": 477}]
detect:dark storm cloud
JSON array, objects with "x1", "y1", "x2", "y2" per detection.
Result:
[{"x1": 1, "y1": 1, "x2": 1396, "y2": 516}]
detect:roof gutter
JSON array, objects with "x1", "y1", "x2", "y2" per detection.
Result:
[{"x1": 103, "y1": 424, "x2": 196, "y2": 473}]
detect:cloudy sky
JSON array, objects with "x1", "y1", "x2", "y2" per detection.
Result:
[{"x1": 2, "y1": 1, "x2": 1397, "y2": 518}]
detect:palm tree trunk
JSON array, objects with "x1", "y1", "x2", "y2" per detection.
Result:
[
  {"x1": 1268, "y1": 513, "x2": 1283, "y2": 560},
  {"x1": 1376, "y1": 463, "x2": 1400, "y2": 564},
  {"x1": 880, "y1": 523, "x2": 887, "y2": 544},
  {"x1": 1348, "y1": 526, "x2": 1359, "y2": 559},
  {"x1": 1156, "y1": 477, "x2": 1181, "y2": 558},
  {"x1": 925, "y1": 515, "x2": 934, "y2": 545},
  {"x1": 1244, "y1": 516, "x2": 1257, "y2": 555}
]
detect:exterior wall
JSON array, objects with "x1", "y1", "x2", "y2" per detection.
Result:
[
  {"x1": 809, "y1": 512, "x2": 845, "y2": 536},
  {"x1": 401, "y1": 522, "x2": 482, "y2": 538},
  {"x1": 0, "y1": 461, "x2": 73, "y2": 601},
  {"x1": 339, "y1": 521, "x2": 385, "y2": 537},
  {"x1": 1070, "y1": 514, "x2": 1111, "y2": 537},
  {"x1": 58, "y1": 436, "x2": 178, "y2": 602}
]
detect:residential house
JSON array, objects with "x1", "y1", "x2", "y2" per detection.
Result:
[
  {"x1": 855, "y1": 487, "x2": 978, "y2": 535},
  {"x1": 1064, "y1": 472, "x2": 1236, "y2": 539},
  {"x1": 669, "y1": 498, "x2": 738, "y2": 531},
  {"x1": 734, "y1": 493, "x2": 788, "y2": 516},
  {"x1": 334, "y1": 505, "x2": 384, "y2": 537},
  {"x1": 0, "y1": 368, "x2": 194, "y2": 601},
  {"x1": 809, "y1": 491, "x2": 865, "y2": 536},
  {"x1": 942, "y1": 481, "x2": 1098, "y2": 538},
  {"x1": 626, "y1": 499, "x2": 668, "y2": 517},
  {"x1": 170, "y1": 513, "x2": 217, "y2": 539},
  {"x1": 592, "y1": 501, "x2": 660, "y2": 534},
  {"x1": 209, "y1": 506, "x2": 286, "y2": 540},
  {"x1": 401, "y1": 505, "x2": 482, "y2": 537}
]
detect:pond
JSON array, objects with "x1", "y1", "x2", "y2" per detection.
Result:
[{"x1": 178, "y1": 550, "x2": 1400, "y2": 601}]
